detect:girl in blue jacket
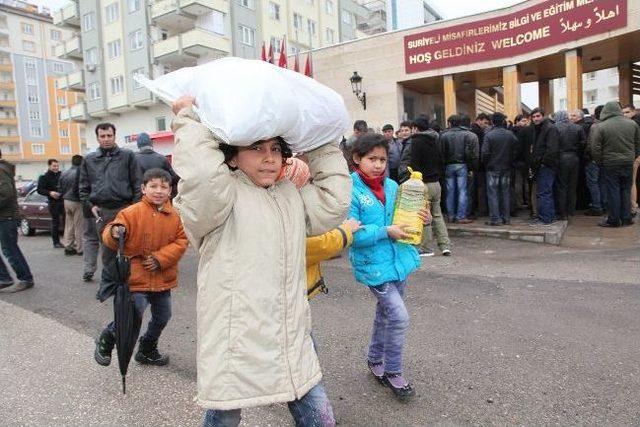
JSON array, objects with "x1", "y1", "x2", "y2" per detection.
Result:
[{"x1": 348, "y1": 133, "x2": 425, "y2": 402}]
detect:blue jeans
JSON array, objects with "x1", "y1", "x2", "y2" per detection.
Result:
[
  {"x1": 107, "y1": 290, "x2": 172, "y2": 343},
  {"x1": 486, "y1": 170, "x2": 511, "y2": 224},
  {"x1": 602, "y1": 164, "x2": 633, "y2": 225},
  {"x1": 368, "y1": 280, "x2": 409, "y2": 374},
  {"x1": 445, "y1": 164, "x2": 469, "y2": 220},
  {"x1": 585, "y1": 162, "x2": 606, "y2": 211},
  {"x1": 536, "y1": 166, "x2": 556, "y2": 223},
  {"x1": 202, "y1": 382, "x2": 335, "y2": 427},
  {"x1": 0, "y1": 219, "x2": 34, "y2": 284}
]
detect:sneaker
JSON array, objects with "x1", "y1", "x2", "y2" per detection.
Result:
[
  {"x1": 53, "y1": 243, "x2": 65, "y2": 249},
  {"x1": 94, "y1": 330, "x2": 115, "y2": 366},
  {"x1": 418, "y1": 249, "x2": 435, "y2": 257},
  {"x1": 135, "y1": 341, "x2": 169, "y2": 366},
  {"x1": 82, "y1": 273, "x2": 93, "y2": 282},
  {"x1": 0, "y1": 280, "x2": 14, "y2": 290},
  {"x1": 441, "y1": 249, "x2": 452, "y2": 256},
  {"x1": 622, "y1": 219, "x2": 635, "y2": 226},
  {"x1": 367, "y1": 360, "x2": 385, "y2": 384},
  {"x1": 598, "y1": 220, "x2": 621, "y2": 228},
  {"x1": 383, "y1": 373, "x2": 415, "y2": 402},
  {"x1": 502, "y1": 219, "x2": 511, "y2": 225},
  {"x1": 457, "y1": 218, "x2": 474, "y2": 224},
  {"x1": 1, "y1": 281, "x2": 34, "y2": 293},
  {"x1": 64, "y1": 248, "x2": 77, "y2": 256}
]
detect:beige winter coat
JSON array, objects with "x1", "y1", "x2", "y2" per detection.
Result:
[{"x1": 171, "y1": 107, "x2": 351, "y2": 410}]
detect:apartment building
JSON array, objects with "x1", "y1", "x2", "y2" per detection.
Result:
[
  {"x1": 0, "y1": 0, "x2": 85, "y2": 179},
  {"x1": 354, "y1": 0, "x2": 441, "y2": 37},
  {"x1": 553, "y1": 67, "x2": 640, "y2": 114}
]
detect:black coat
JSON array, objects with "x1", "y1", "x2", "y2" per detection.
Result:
[
  {"x1": 398, "y1": 130, "x2": 443, "y2": 183},
  {"x1": 532, "y1": 119, "x2": 560, "y2": 171},
  {"x1": 0, "y1": 159, "x2": 18, "y2": 219},
  {"x1": 555, "y1": 120, "x2": 586, "y2": 155},
  {"x1": 481, "y1": 127, "x2": 517, "y2": 171},
  {"x1": 37, "y1": 170, "x2": 61, "y2": 204},
  {"x1": 79, "y1": 146, "x2": 141, "y2": 209},
  {"x1": 58, "y1": 166, "x2": 81, "y2": 202}
]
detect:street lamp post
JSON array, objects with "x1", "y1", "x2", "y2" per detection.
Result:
[{"x1": 349, "y1": 71, "x2": 366, "y2": 110}]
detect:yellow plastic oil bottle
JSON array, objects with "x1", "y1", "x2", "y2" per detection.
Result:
[{"x1": 392, "y1": 168, "x2": 427, "y2": 245}]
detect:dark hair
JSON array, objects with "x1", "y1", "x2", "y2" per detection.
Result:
[
  {"x1": 399, "y1": 120, "x2": 413, "y2": 128},
  {"x1": 460, "y1": 114, "x2": 471, "y2": 127},
  {"x1": 413, "y1": 116, "x2": 430, "y2": 131},
  {"x1": 448, "y1": 114, "x2": 462, "y2": 128},
  {"x1": 353, "y1": 120, "x2": 368, "y2": 132},
  {"x1": 430, "y1": 121, "x2": 442, "y2": 133},
  {"x1": 95, "y1": 122, "x2": 116, "y2": 137},
  {"x1": 475, "y1": 112, "x2": 491, "y2": 121},
  {"x1": 531, "y1": 107, "x2": 545, "y2": 117},
  {"x1": 491, "y1": 112, "x2": 507, "y2": 127},
  {"x1": 351, "y1": 133, "x2": 389, "y2": 158},
  {"x1": 220, "y1": 137, "x2": 293, "y2": 167},
  {"x1": 594, "y1": 105, "x2": 604, "y2": 120},
  {"x1": 143, "y1": 168, "x2": 172, "y2": 185},
  {"x1": 381, "y1": 124, "x2": 394, "y2": 132},
  {"x1": 47, "y1": 158, "x2": 59, "y2": 166},
  {"x1": 71, "y1": 155, "x2": 83, "y2": 166},
  {"x1": 514, "y1": 114, "x2": 524, "y2": 123}
]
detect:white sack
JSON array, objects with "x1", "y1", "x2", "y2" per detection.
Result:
[{"x1": 136, "y1": 57, "x2": 350, "y2": 152}]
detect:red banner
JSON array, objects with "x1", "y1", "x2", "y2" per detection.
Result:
[{"x1": 404, "y1": 0, "x2": 627, "y2": 74}]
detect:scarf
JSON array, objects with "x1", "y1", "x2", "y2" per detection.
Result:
[{"x1": 356, "y1": 168, "x2": 385, "y2": 205}]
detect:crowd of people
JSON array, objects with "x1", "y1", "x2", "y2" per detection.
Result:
[{"x1": 341, "y1": 100, "x2": 640, "y2": 254}]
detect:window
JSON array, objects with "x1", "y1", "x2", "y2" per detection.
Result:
[
  {"x1": 559, "y1": 98, "x2": 567, "y2": 110},
  {"x1": 27, "y1": 85, "x2": 38, "y2": 103},
  {"x1": 341, "y1": 9, "x2": 351, "y2": 24},
  {"x1": 53, "y1": 62, "x2": 65, "y2": 73},
  {"x1": 584, "y1": 89, "x2": 598, "y2": 104},
  {"x1": 61, "y1": 145, "x2": 71, "y2": 154},
  {"x1": 131, "y1": 67, "x2": 146, "y2": 89},
  {"x1": 24, "y1": 58, "x2": 37, "y2": 83},
  {"x1": 88, "y1": 82, "x2": 101, "y2": 100},
  {"x1": 156, "y1": 116, "x2": 167, "y2": 131},
  {"x1": 129, "y1": 30, "x2": 143, "y2": 50},
  {"x1": 57, "y1": 96, "x2": 66, "y2": 105},
  {"x1": 290, "y1": 45, "x2": 299, "y2": 55},
  {"x1": 110, "y1": 75, "x2": 124, "y2": 94},
  {"x1": 128, "y1": 0, "x2": 141, "y2": 13},
  {"x1": 30, "y1": 124, "x2": 42, "y2": 137},
  {"x1": 585, "y1": 72, "x2": 597, "y2": 81},
  {"x1": 59, "y1": 129, "x2": 69, "y2": 138},
  {"x1": 107, "y1": 39, "x2": 122, "y2": 59},
  {"x1": 83, "y1": 12, "x2": 95, "y2": 32},
  {"x1": 293, "y1": 13, "x2": 303, "y2": 30},
  {"x1": 237, "y1": 0, "x2": 255, "y2": 9},
  {"x1": 28, "y1": 110, "x2": 40, "y2": 120},
  {"x1": 325, "y1": 0, "x2": 334, "y2": 15},
  {"x1": 31, "y1": 143, "x2": 45, "y2": 155},
  {"x1": 21, "y1": 23, "x2": 33, "y2": 35},
  {"x1": 106, "y1": 3, "x2": 119, "y2": 24},
  {"x1": 85, "y1": 47, "x2": 98, "y2": 65},
  {"x1": 239, "y1": 25, "x2": 255, "y2": 46},
  {"x1": 271, "y1": 36, "x2": 282, "y2": 54},
  {"x1": 325, "y1": 27, "x2": 334, "y2": 44},
  {"x1": 50, "y1": 30, "x2": 61, "y2": 41},
  {"x1": 209, "y1": 10, "x2": 224, "y2": 35},
  {"x1": 22, "y1": 40, "x2": 35, "y2": 52},
  {"x1": 268, "y1": 2, "x2": 280, "y2": 20},
  {"x1": 307, "y1": 19, "x2": 316, "y2": 37}
]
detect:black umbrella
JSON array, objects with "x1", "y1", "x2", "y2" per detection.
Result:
[{"x1": 112, "y1": 228, "x2": 142, "y2": 394}]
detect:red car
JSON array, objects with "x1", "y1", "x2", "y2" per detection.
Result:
[{"x1": 18, "y1": 188, "x2": 64, "y2": 236}]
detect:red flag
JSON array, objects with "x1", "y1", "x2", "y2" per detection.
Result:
[
  {"x1": 293, "y1": 53, "x2": 300, "y2": 72},
  {"x1": 261, "y1": 41, "x2": 266, "y2": 61},
  {"x1": 278, "y1": 38, "x2": 287, "y2": 68},
  {"x1": 268, "y1": 42, "x2": 274, "y2": 64},
  {"x1": 304, "y1": 53, "x2": 313, "y2": 77}
]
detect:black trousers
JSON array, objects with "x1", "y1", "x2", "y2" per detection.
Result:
[
  {"x1": 48, "y1": 201, "x2": 65, "y2": 245},
  {"x1": 602, "y1": 164, "x2": 633, "y2": 225},
  {"x1": 556, "y1": 153, "x2": 580, "y2": 218}
]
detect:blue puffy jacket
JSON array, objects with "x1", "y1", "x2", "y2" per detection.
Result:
[{"x1": 348, "y1": 172, "x2": 420, "y2": 286}]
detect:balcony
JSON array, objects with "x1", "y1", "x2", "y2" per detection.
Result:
[
  {"x1": 56, "y1": 70, "x2": 84, "y2": 91},
  {"x1": 55, "y1": 36, "x2": 82, "y2": 59},
  {"x1": 0, "y1": 117, "x2": 17, "y2": 126},
  {"x1": 53, "y1": 1, "x2": 80, "y2": 28},
  {"x1": 0, "y1": 135, "x2": 19, "y2": 143},
  {"x1": 154, "y1": 28, "x2": 230, "y2": 67},
  {"x1": 0, "y1": 99, "x2": 16, "y2": 108},
  {"x1": 60, "y1": 102, "x2": 89, "y2": 122},
  {"x1": 0, "y1": 81, "x2": 14, "y2": 90},
  {"x1": 152, "y1": 0, "x2": 227, "y2": 32}
]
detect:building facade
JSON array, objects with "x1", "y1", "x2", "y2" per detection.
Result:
[{"x1": 0, "y1": 0, "x2": 85, "y2": 179}]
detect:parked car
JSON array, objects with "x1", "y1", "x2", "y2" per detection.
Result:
[
  {"x1": 17, "y1": 188, "x2": 64, "y2": 236},
  {"x1": 16, "y1": 180, "x2": 37, "y2": 198}
]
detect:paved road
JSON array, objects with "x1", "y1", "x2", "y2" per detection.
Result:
[{"x1": 1, "y1": 229, "x2": 639, "y2": 426}]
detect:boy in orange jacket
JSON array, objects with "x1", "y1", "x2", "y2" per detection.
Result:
[{"x1": 94, "y1": 168, "x2": 188, "y2": 367}]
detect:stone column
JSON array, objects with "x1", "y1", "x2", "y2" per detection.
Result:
[
  {"x1": 443, "y1": 74, "x2": 456, "y2": 120},
  {"x1": 618, "y1": 62, "x2": 633, "y2": 106},
  {"x1": 538, "y1": 79, "x2": 553, "y2": 113},
  {"x1": 565, "y1": 49, "x2": 583, "y2": 111},
  {"x1": 502, "y1": 65, "x2": 521, "y2": 120}
]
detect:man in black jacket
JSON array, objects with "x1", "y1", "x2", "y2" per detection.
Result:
[
  {"x1": 529, "y1": 108, "x2": 560, "y2": 225},
  {"x1": 0, "y1": 150, "x2": 34, "y2": 293},
  {"x1": 399, "y1": 116, "x2": 451, "y2": 256},
  {"x1": 80, "y1": 123, "x2": 141, "y2": 291},
  {"x1": 135, "y1": 132, "x2": 178, "y2": 195},
  {"x1": 468, "y1": 113, "x2": 491, "y2": 219},
  {"x1": 58, "y1": 155, "x2": 84, "y2": 256},
  {"x1": 441, "y1": 114, "x2": 478, "y2": 223},
  {"x1": 37, "y1": 158, "x2": 64, "y2": 248},
  {"x1": 554, "y1": 111, "x2": 586, "y2": 219},
  {"x1": 482, "y1": 113, "x2": 517, "y2": 225}
]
